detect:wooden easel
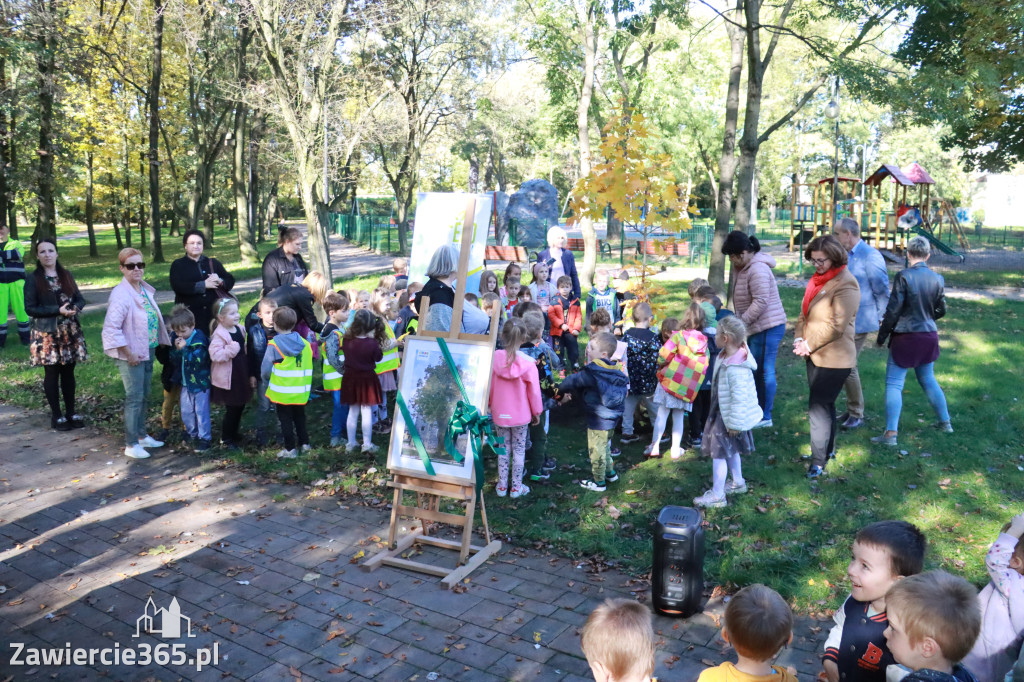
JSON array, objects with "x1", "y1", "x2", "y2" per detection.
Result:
[{"x1": 363, "y1": 197, "x2": 503, "y2": 589}]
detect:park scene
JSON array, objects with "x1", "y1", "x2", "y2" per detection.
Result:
[{"x1": 1, "y1": 0, "x2": 1023, "y2": 680}]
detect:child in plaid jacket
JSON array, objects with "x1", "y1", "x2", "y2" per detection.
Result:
[{"x1": 645, "y1": 303, "x2": 709, "y2": 460}]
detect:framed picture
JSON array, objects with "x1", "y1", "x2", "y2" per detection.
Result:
[{"x1": 387, "y1": 337, "x2": 495, "y2": 484}]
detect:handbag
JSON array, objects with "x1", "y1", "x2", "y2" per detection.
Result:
[{"x1": 205, "y1": 257, "x2": 237, "y2": 303}]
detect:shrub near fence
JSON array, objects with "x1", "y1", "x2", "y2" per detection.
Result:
[{"x1": 328, "y1": 213, "x2": 400, "y2": 253}]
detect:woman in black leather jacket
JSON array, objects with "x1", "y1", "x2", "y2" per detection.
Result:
[
  {"x1": 261, "y1": 226, "x2": 309, "y2": 296},
  {"x1": 871, "y1": 236, "x2": 951, "y2": 446},
  {"x1": 24, "y1": 239, "x2": 88, "y2": 430}
]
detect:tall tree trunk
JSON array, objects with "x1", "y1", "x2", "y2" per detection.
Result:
[
  {"x1": 733, "y1": 0, "x2": 765, "y2": 234},
  {"x1": 138, "y1": 153, "x2": 147, "y2": 249},
  {"x1": 123, "y1": 135, "x2": 132, "y2": 247},
  {"x1": 298, "y1": 169, "x2": 332, "y2": 279},
  {"x1": 0, "y1": 57, "x2": 9, "y2": 233},
  {"x1": 147, "y1": 0, "x2": 166, "y2": 262},
  {"x1": 708, "y1": 4, "x2": 745, "y2": 292},
  {"x1": 34, "y1": 0, "x2": 58, "y2": 244},
  {"x1": 576, "y1": 0, "x2": 599, "y2": 290},
  {"x1": 85, "y1": 151, "x2": 98, "y2": 256},
  {"x1": 234, "y1": 105, "x2": 257, "y2": 264},
  {"x1": 468, "y1": 152, "x2": 479, "y2": 193}
]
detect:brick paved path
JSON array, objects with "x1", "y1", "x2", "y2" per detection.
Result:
[{"x1": 0, "y1": 405, "x2": 829, "y2": 681}]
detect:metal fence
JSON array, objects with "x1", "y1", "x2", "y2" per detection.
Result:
[{"x1": 328, "y1": 213, "x2": 399, "y2": 253}]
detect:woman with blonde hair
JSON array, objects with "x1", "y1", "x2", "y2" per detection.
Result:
[
  {"x1": 536, "y1": 226, "x2": 581, "y2": 301},
  {"x1": 102, "y1": 248, "x2": 171, "y2": 459},
  {"x1": 265, "y1": 270, "x2": 331, "y2": 338},
  {"x1": 261, "y1": 226, "x2": 309, "y2": 296}
]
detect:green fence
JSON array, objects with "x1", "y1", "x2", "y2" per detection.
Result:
[{"x1": 328, "y1": 213, "x2": 400, "y2": 253}]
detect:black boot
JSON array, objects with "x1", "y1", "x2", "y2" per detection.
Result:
[
  {"x1": 0, "y1": 333, "x2": 6, "y2": 349},
  {"x1": 51, "y1": 415, "x2": 71, "y2": 431},
  {"x1": 18, "y1": 327, "x2": 30, "y2": 346}
]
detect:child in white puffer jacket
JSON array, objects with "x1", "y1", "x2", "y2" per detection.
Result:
[{"x1": 694, "y1": 315, "x2": 762, "y2": 509}]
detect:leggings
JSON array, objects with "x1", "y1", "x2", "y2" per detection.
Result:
[
  {"x1": 43, "y1": 362, "x2": 76, "y2": 419},
  {"x1": 495, "y1": 424, "x2": 528, "y2": 493},
  {"x1": 347, "y1": 404, "x2": 373, "y2": 447},
  {"x1": 221, "y1": 404, "x2": 245, "y2": 443},
  {"x1": 651, "y1": 406, "x2": 687, "y2": 457},
  {"x1": 689, "y1": 390, "x2": 710, "y2": 440}
]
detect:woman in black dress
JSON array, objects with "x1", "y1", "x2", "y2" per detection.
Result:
[
  {"x1": 168, "y1": 229, "x2": 235, "y2": 335},
  {"x1": 25, "y1": 239, "x2": 88, "y2": 430}
]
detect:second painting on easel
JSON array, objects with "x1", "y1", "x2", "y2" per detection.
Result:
[{"x1": 387, "y1": 337, "x2": 494, "y2": 484}]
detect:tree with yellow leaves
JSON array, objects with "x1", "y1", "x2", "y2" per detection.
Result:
[{"x1": 568, "y1": 107, "x2": 697, "y2": 319}]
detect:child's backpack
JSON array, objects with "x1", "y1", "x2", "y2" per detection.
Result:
[{"x1": 657, "y1": 329, "x2": 709, "y2": 402}]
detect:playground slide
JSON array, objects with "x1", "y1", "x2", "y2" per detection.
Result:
[{"x1": 912, "y1": 225, "x2": 965, "y2": 262}]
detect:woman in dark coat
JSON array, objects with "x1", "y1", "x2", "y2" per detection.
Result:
[
  {"x1": 535, "y1": 226, "x2": 581, "y2": 300},
  {"x1": 261, "y1": 226, "x2": 309, "y2": 296},
  {"x1": 168, "y1": 229, "x2": 235, "y2": 334},
  {"x1": 25, "y1": 239, "x2": 88, "y2": 430},
  {"x1": 871, "y1": 236, "x2": 951, "y2": 447}
]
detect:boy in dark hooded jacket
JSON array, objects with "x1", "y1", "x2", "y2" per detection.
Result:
[{"x1": 557, "y1": 332, "x2": 628, "y2": 492}]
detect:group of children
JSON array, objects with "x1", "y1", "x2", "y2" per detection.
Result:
[
  {"x1": 581, "y1": 517, "x2": 1024, "y2": 682},
  {"x1": 484, "y1": 267, "x2": 763, "y2": 508},
  {"x1": 158, "y1": 258, "x2": 413, "y2": 459}
]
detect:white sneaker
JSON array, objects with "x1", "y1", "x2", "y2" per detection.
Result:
[
  {"x1": 124, "y1": 444, "x2": 151, "y2": 459},
  {"x1": 725, "y1": 480, "x2": 748, "y2": 495},
  {"x1": 752, "y1": 419, "x2": 773, "y2": 430},
  {"x1": 300, "y1": 444, "x2": 312, "y2": 452},
  {"x1": 694, "y1": 489, "x2": 726, "y2": 508},
  {"x1": 510, "y1": 483, "x2": 530, "y2": 499},
  {"x1": 138, "y1": 435, "x2": 165, "y2": 448},
  {"x1": 276, "y1": 449, "x2": 298, "y2": 459}
]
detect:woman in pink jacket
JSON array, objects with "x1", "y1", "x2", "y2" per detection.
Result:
[
  {"x1": 488, "y1": 318, "x2": 542, "y2": 500},
  {"x1": 102, "y1": 248, "x2": 171, "y2": 459},
  {"x1": 721, "y1": 231, "x2": 787, "y2": 428}
]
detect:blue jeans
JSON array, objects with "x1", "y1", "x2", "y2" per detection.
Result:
[
  {"x1": 180, "y1": 389, "x2": 211, "y2": 441},
  {"x1": 331, "y1": 391, "x2": 349, "y2": 439},
  {"x1": 885, "y1": 356, "x2": 950, "y2": 432},
  {"x1": 116, "y1": 352, "x2": 154, "y2": 447},
  {"x1": 747, "y1": 323, "x2": 785, "y2": 421}
]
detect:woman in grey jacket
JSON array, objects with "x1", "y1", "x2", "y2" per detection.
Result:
[
  {"x1": 721, "y1": 231, "x2": 787, "y2": 427},
  {"x1": 871, "y1": 236, "x2": 951, "y2": 446}
]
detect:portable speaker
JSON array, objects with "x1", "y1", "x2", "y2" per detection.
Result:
[{"x1": 651, "y1": 505, "x2": 705, "y2": 617}]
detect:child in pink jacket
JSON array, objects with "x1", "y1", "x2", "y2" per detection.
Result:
[
  {"x1": 488, "y1": 318, "x2": 542, "y2": 499},
  {"x1": 209, "y1": 299, "x2": 251, "y2": 449}
]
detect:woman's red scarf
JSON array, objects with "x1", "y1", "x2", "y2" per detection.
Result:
[{"x1": 802, "y1": 265, "x2": 845, "y2": 316}]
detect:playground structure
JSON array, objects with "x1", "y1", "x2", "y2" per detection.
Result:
[{"x1": 789, "y1": 162, "x2": 969, "y2": 261}]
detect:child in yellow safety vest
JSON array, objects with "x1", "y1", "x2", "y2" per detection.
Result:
[
  {"x1": 371, "y1": 288, "x2": 400, "y2": 435},
  {"x1": 0, "y1": 223, "x2": 30, "y2": 349},
  {"x1": 261, "y1": 306, "x2": 312, "y2": 459},
  {"x1": 320, "y1": 292, "x2": 350, "y2": 447}
]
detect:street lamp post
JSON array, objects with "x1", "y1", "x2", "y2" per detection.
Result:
[{"x1": 824, "y1": 78, "x2": 840, "y2": 223}]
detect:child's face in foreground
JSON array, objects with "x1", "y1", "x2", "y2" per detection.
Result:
[
  {"x1": 259, "y1": 305, "x2": 277, "y2": 328},
  {"x1": 586, "y1": 342, "x2": 609, "y2": 364},
  {"x1": 558, "y1": 283, "x2": 571, "y2": 298},
  {"x1": 883, "y1": 610, "x2": 926, "y2": 670},
  {"x1": 847, "y1": 541, "x2": 899, "y2": 607},
  {"x1": 484, "y1": 275, "x2": 497, "y2": 292},
  {"x1": 594, "y1": 273, "x2": 609, "y2": 291},
  {"x1": 507, "y1": 283, "x2": 521, "y2": 299},
  {"x1": 354, "y1": 292, "x2": 371, "y2": 310},
  {"x1": 534, "y1": 265, "x2": 549, "y2": 282},
  {"x1": 218, "y1": 305, "x2": 240, "y2": 329}
]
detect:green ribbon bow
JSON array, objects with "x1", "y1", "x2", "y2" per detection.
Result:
[
  {"x1": 395, "y1": 390, "x2": 436, "y2": 477},
  {"x1": 436, "y1": 338, "x2": 504, "y2": 497}
]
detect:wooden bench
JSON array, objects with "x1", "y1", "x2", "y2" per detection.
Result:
[
  {"x1": 636, "y1": 240, "x2": 702, "y2": 261},
  {"x1": 483, "y1": 245, "x2": 530, "y2": 269},
  {"x1": 567, "y1": 237, "x2": 613, "y2": 256}
]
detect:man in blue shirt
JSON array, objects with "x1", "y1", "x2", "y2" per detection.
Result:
[{"x1": 833, "y1": 218, "x2": 890, "y2": 429}]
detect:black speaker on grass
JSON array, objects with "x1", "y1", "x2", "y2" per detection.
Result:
[{"x1": 651, "y1": 505, "x2": 705, "y2": 617}]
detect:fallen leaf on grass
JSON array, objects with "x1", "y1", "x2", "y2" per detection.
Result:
[{"x1": 755, "y1": 506, "x2": 768, "y2": 514}]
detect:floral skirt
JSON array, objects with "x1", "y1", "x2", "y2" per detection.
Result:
[{"x1": 29, "y1": 320, "x2": 88, "y2": 367}]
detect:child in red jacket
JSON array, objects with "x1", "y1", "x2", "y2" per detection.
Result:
[
  {"x1": 488, "y1": 318, "x2": 543, "y2": 499},
  {"x1": 548, "y1": 275, "x2": 582, "y2": 371}
]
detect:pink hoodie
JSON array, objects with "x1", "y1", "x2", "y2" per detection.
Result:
[{"x1": 488, "y1": 349, "x2": 543, "y2": 427}]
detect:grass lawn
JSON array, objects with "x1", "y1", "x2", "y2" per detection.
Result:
[
  {"x1": 1, "y1": 273, "x2": 1022, "y2": 613},
  {"x1": 43, "y1": 222, "x2": 284, "y2": 291}
]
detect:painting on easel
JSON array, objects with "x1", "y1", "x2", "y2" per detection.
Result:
[{"x1": 387, "y1": 336, "x2": 493, "y2": 484}]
